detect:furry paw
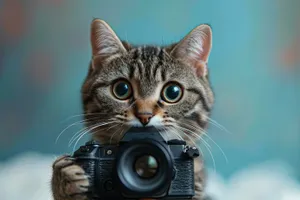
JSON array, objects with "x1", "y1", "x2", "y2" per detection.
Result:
[{"x1": 51, "y1": 155, "x2": 89, "y2": 200}]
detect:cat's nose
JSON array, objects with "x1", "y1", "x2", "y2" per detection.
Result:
[{"x1": 136, "y1": 112, "x2": 153, "y2": 126}]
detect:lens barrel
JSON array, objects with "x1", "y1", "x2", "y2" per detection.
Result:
[{"x1": 114, "y1": 138, "x2": 173, "y2": 198}]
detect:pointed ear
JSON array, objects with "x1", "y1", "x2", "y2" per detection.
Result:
[
  {"x1": 90, "y1": 19, "x2": 126, "y2": 63},
  {"x1": 170, "y1": 24, "x2": 212, "y2": 77}
]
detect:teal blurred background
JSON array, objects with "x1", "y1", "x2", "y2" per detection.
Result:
[{"x1": 0, "y1": 0, "x2": 299, "y2": 184}]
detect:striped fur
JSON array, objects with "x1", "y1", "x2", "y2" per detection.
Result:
[
  {"x1": 52, "y1": 19, "x2": 214, "y2": 200},
  {"x1": 82, "y1": 20, "x2": 214, "y2": 200}
]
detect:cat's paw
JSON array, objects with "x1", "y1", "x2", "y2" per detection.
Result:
[{"x1": 51, "y1": 155, "x2": 89, "y2": 200}]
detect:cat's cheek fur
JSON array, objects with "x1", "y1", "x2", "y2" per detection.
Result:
[{"x1": 147, "y1": 115, "x2": 164, "y2": 127}]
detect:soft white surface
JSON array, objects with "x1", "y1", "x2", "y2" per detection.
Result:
[
  {"x1": 205, "y1": 161, "x2": 300, "y2": 200},
  {"x1": 1, "y1": 152, "x2": 300, "y2": 200}
]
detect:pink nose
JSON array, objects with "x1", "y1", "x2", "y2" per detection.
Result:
[{"x1": 136, "y1": 113, "x2": 153, "y2": 126}]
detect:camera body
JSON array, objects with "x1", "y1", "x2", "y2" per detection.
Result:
[{"x1": 72, "y1": 126, "x2": 199, "y2": 200}]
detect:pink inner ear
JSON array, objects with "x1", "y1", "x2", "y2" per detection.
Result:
[
  {"x1": 170, "y1": 25, "x2": 212, "y2": 78},
  {"x1": 194, "y1": 61, "x2": 207, "y2": 77}
]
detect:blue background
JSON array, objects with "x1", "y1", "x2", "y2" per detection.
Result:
[{"x1": 0, "y1": 0, "x2": 299, "y2": 180}]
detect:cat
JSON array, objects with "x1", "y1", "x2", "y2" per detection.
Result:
[{"x1": 51, "y1": 19, "x2": 214, "y2": 200}]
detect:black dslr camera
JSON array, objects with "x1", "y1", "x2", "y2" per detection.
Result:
[{"x1": 72, "y1": 126, "x2": 200, "y2": 200}]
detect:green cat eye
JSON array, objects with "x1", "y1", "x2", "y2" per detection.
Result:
[
  {"x1": 161, "y1": 82, "x2": 183, "y2": 103},
  {"x1": 112, "y1": 80, "x2": 132, "y2": 100}
]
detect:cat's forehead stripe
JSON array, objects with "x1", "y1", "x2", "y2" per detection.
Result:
[
  {"x1": 130, "y1": 46, "x2": 167, "y2": 98},
  {"x1": 130, "y1": 46, "x2": 166, "y2": 79}
]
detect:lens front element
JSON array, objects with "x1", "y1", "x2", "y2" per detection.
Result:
[
  {"x1": 114, "y1": 139, "x2": 173, "y2": 198},
  {"x1": 134, "y1": 155, "x2": 158, "y2": 179}
]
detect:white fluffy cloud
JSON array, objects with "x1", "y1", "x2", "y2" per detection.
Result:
[
  {"x1": 205, "y1": 161, "x2": 300, "y2": 200},
  {"x1": 1, "y1": 152, "x2": 300, "y2": 200}
]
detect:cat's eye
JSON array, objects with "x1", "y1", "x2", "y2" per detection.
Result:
[
  {"x1": 161, "y1": 82, "x2": 183, "y2": 103},
  {"x1": 112, "y1": 80, "x2": 132, "y2": 100}
]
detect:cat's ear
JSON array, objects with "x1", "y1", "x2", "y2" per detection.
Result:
[
  {"x1": 90, "y1": 19, "x2": 127, "y2": 62},
  {"x1": 170, "y1": 24, "x2": 212, "y2": 77}
]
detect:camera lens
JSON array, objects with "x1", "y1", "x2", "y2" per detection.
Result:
[
  {"x1": 114, "y1": 135, "x2": 174, "y2": 198},
  {"x1": 134, "y1": 155, "x2": 158, "y2": 178}
]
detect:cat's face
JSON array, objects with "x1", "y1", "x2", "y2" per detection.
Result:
[{"x1": 81, "y1": 20, "x2": 214, "y2": 144}]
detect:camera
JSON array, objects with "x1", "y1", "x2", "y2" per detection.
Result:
[{"x1": 72, "y1": 126, "x2": 200, "y2": 199}]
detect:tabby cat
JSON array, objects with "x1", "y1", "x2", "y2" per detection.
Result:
[{"x1": 51, "y1": 19, "x2": 214, "y2": 200}]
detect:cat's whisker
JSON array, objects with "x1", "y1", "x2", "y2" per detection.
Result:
[
  {"x1": 198, "y1": 146, "x2": 204, "y2": 157},
  {"x1": 61, "y1": 112, "x2": 112, "y2": 123},
  {"x1": 118, "y1": 100, "x2": 137, "y2": 119},
  {"x1": 175, "y1": 125, "x2": 212, "y2": 149},
  {"x1": 119, "y1": 122, "x2": 127, "y2": 134},
  {"x1": 202, "y1": 139, "x2": 217, "y2": 173},
  {"x1": 67, "y1": 121, "x2": 100, "y2": 145},
  {"x1": 180, "y1": 121, "x2": 229, "y2": 164},
  {"x1": 163, "y1": 126, "x2": 171, "y2": 141},
  {"x1": 68, "y1": 126, "x2": 90, "y2": 147},
  {"x1": 69, "y1": 125, "x2": 95, "y2": 152},
  {"x1": 116, "y1": 126, "x2": 126, "y2": 143},
  {"x1": 163, "y1": 117, "x2": 176, "y2": 123},
  {"x1": 170, "y1": 127, "x2": 183, "y2": 141},
  {"x1": 181, "y1": 126, "x2": 217, "y2": 172},
  {"x1": 163, "y1": 127, "x2": 171, "y2": 141},
  {"x1": 68, "y1": 121, "x2": 114, "y2": 147},
  {"x1": 185, "y1": 121, "x2": 228, "y2": 162},
  {"x1": 114, "y1": 115, "x2": 129, "y2": 122},
  {"x1": 172, "y1": 126, "x2": 197, "y2": 146},
  {"x1": 72, "y1": 131, "x2": 89, "y2": 153},
  {"x1": 112, "y1": 122, "x2": 128, "y2": 144},
  {"x1": 167, "y1": 126, "x2": 185, "y2": 141},
  {"x1": 126, "y1": 99, "x2": 137, "y2": 110},
  {"x1": 174, "y1": 123, "x2": 217, "y2": 172},
  {"x1": 204, "y1": 115, "x2": 232, "y2": 135},
  {"x1": 175, "y1": 122, "x2": 206, "y2": 141},
  {"x1": 153, "y1": 125, "x2": 165, "y2": 139},
  {"x1": 180, "y1": 120, "x2": 202, "y2": 130},
  {"x1": 68, "y1": 124, "x2": 97, "y2": 147},
  {"x1": 106, "y1": 123, "x2": 119, "y2": 131},
  {"x1": 178, "y1": 120, "x2": 208, "y2": 138},
  {"x1": 71, "y1": 121, "x2": 118, "y2": 151},
  {"x1": 200, "y1": 131, "x2": 229, "y2": 164},
  {"x1": 170, "y1": 126, "x2": 204, "y2": 157},
  {"x1": 109, "y1": 124, "x2": 125, "y2": 144},
  {"x1": 55, "y1": 117, "x2": 99, "y2": 144},
  {"x1": 69, "y1": 121, "x2": 116, "y2": 147}
]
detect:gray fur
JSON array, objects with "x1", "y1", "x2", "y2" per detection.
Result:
[{"x1": 52, "y1": 19, "x2": 214, "y2": 200}]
